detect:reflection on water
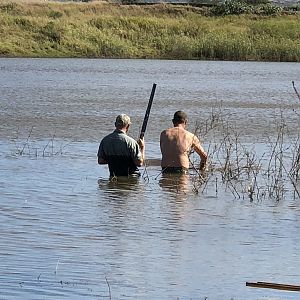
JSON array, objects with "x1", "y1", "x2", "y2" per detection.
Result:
[
  {"x1": 1, "y1": 59, "x2": 300, "y2": 300},
  {"x1": 159, "y1": 173, "x2": 190, "y2": 194},
  {"x1": 98, "y1": 176, "x2": 140, "y2": 199}
]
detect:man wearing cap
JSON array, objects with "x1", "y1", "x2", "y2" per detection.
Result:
[
  {"x1": 98, "y1": 114, "x2": 145, "y2": 177},
  {"x1": 160, "y1": 110, "x2": 207, "y2": 174}
]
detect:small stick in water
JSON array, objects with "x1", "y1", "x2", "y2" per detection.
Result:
[
  {"x1": 292, "y1": 81, "x2": 300, "y2": 101},
  {"x1": 55, "y1": 258, "x2": 60, "y2": 275},
  {"x1": 246, "y1": 281, "x2": 300, "y2": 292},
  {"x1": 105, "y1": 276, "x2": 112, "y2": 300}
]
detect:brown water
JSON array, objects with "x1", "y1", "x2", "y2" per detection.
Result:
[{"x1": 1, "y1": 58, "x2": 300, "y2": 300}]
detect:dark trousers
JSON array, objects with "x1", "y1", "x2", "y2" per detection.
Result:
[{"x1": 161, "y1": 167, "x2": 188, "y2": 174}]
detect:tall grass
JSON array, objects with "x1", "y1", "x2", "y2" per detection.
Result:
[{"x1": 0, "y1": 1, "x2": 300, "y2": 61}]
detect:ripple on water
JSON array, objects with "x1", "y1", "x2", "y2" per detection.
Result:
[{"x1": 1, "y1": 59, "x2": 300, "y2": 300}]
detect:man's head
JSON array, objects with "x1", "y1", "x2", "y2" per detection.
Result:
[
  {"x1": 172, "y1": 111, "x2": 187, "y2": 126},
  {"x1": 115, "y1": 114, "x2": 131, "y2": 130}
]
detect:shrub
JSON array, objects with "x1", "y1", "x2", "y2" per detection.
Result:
[
  {"x1": 48, "y1": 10, "x2": 63, "y2": 19},
  {"x1": 288, "y1": 5, "x2": 300, "y2": 11},
  {"x1": 40, "y1": 22, "x2": 63, "y2": 43},
  {"x1": 15, "y1": 17, "x2": 34, "y2": 30},
  {"x1": 254, "y1": 3, "x2": 283, "y2": 15},
  {"x1": 244, "y1": 0, "x2": 269, "y2": 4},
  {"x1": 0, "y1": 2, "x2": 17, "y2": 13},
  {"x1": 211, "y1": 0, "x2": 252, "y2": 16}
]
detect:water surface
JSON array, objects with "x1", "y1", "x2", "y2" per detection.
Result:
[{"x1": 1, "y1": 58, "x2": 300, "y2": 300}]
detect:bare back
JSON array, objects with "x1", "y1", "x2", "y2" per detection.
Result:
[{"x1": 160, "y1": 126, "x2": 206, "y2": 169}]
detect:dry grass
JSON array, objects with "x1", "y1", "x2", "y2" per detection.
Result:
[{"x1": 0, "y1": 0, "x2": 300, "y2": 60}]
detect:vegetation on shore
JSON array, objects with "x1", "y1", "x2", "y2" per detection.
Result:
[{"x1": 0, "y1": 0, "x2": 300, "y2": 61}]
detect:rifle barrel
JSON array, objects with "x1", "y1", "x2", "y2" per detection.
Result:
[{"x1": 140, "y1": 83, "x2": 157, "y2": 139}]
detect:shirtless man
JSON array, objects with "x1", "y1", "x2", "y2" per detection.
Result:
[{"x1": 160, "y1": 111, "x2": 207, "y2": 174}]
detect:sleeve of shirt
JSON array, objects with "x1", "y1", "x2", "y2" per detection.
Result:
[
  {"x1": 129, "y1": 140, "x2": 142, "y2": 161},
  {"x1": 97, "y1": 140, "x2": 106, "y2": 160}
]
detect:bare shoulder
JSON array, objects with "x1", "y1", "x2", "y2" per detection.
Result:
[
  {"x1": 186, "y1": 130, "x2": 200, "y2": 142},
  {"x1": 160, "y1": 129, "x2": 167, "y2": 138},
  {"x1": 160, "y1": 127, "x2": 172, "y2": 136}
]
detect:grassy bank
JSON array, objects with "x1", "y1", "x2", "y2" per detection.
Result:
[{"x1": 0, "y1": 0, "x2": 300, "y2": 61}]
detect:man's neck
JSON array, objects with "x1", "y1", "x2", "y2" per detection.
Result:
[
  {"x1": 115, "y1": 128, "x2": 127, "y2": 134},
  {"x1": 174, "y1": 123, "x2": 186, "y2": 129}
]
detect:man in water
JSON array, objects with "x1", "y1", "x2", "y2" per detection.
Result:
[
  {"x1": 98, "y1": 114, "x2": 145, "y2": 177},
  {"x1": 160, "y1": 110, "x2": 207, "y2": 174}
]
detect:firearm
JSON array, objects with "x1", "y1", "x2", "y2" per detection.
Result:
[{"x1": 140, "y1": 83, "x2": 157, "y2": 139}]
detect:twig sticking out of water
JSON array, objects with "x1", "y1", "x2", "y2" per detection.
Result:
[
  {"x1": 290, "y1": 138, "x2": 300, "y2": 183},
  {"x1": 43, "y1": 133, "x2": 55, "y2": 157},
  {"x1": 141, "y1": 159, "x2": 150, "y2": 183},
  {"x1": 282, "y1": 161, "x2": 300, "y2": 199},
  {"x1": 292, "y1": 81, "x2": 300, "y2": 101},
  {"x1": 19, "y1": 126, "x2": 34, "y2": 155},
  {"x1": 55, "y1": 259, "x2": 60, "y2": 275},
  {"x1": 12, "y1": 128, "x2": 73, "y2": 157},
  {"x1": 105, "y1": 276, "x2": 112, "y2": 300},
  {"x1": 265, "y1": 118, "x2": 287, "y2": 201}
]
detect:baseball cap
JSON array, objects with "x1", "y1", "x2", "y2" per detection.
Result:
[{"x1": 115, "y1": 114, "x2": 131, "y2": 126}]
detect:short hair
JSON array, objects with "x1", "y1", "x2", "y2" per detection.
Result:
[
  {"x1": 115, "y1": 114, "x2": 131, "y2": 127},
  {"x1": 172, "y1": 111, "x2": 187, "y2": 124}
]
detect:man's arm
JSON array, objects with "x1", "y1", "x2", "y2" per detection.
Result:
[
  {"x1": 134, "y1": 138, "x2": 145, "y2": 167},
  {"x1": 192, "y1": 135, "x2": 208, "y2": 170},
  {"x1": 98, "y1": 157, "x2": 107, "y2": 165},
  {"x1": 97, "y1": 141, "x2": 107, "y2": 165}
]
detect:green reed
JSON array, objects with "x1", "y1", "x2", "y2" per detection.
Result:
[{"x1": 0, "y1": 1, "x2": 300, "y2": 61}]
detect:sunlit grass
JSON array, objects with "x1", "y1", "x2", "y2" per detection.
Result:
[{"x1": 0, "y1": 1, "x2": 300, "y2": 61}]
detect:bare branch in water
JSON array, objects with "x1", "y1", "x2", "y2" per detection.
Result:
[
  {"x1": 20, "y1": 126, "x2": 34, "y2": 155},
  {"x1": 55, "y1": 258, "x2": 60, "y2": 275},
  {"x1": 105, "y1": 276, "x2": 112, "y2": 300},
  {"x1": 292, "y1": 81, "x2": 300, "y2": 101}
]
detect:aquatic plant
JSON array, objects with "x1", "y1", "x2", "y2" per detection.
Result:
[
  {"x1": 152, "y1": 81, "x2": 300, "y2": 202},
  {"x1": 12, "y1": 126, "x2": 74, "y2": 157}
]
